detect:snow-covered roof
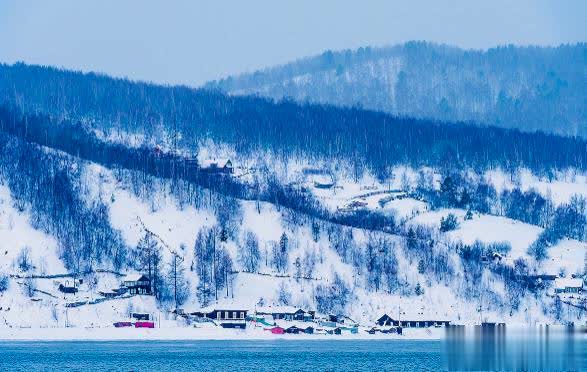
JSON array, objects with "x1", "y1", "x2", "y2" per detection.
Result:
[
  {"x1": 256, "y1": 306, "x2": 305, "y2": 314},
  {"x1": 200, "y1": 158, "x2": 232, "y2": 169},
  {"x1": 312, "y1": 175, "x2": 333, "y2": 185},
  {"x1": 123, "y1": 274, "x2": 145, "y2": 282},
  {"x1": 554, "y1": 278, "x2": 584, "y2": 289}
]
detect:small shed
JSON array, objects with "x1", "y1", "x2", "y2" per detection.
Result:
[
  {"x1": 269, "y1": 326, "x2": 285, "y2": 334},
  {"x1": 286, "y1": 326, "x2": 301, "y2": 334}
]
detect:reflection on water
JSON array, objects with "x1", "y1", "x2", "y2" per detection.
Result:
[{"x1": 443, "y1": 325, "x2": 586, "y2": 371}]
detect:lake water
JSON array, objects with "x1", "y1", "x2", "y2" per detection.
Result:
[
  {"x1": 1, "y1": 340, "x2": 441, "y2": 371},
  {"x1": 0, "y1": 330, "x2": 585, "y2": 371}
]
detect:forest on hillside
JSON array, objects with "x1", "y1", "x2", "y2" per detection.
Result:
[
  {"x1": 208, "y1": 42, "x2": 586, "y2": 137},
  {"x1": 0, "y1": 63, "x2": 585, "y2": 179}
]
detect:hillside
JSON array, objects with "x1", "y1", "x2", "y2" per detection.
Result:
[
  {"x1": 207, "y1": 42, "x2": 586, "y2": 138},
  {"x1": 0, "y1": 65, "x2": 585, "y2": 335}
]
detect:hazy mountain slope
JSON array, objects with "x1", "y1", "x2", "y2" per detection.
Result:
[
  {"x1": 207, "y1": 42, "x2": 586, "y2": 137},
  {"x1": 0, "y1": 64, "x2": 585, "y2": 179}
]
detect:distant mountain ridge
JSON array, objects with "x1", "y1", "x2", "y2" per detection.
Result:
[{"x1": 206, "y1": 42, "x2": 586, "y2": 137}]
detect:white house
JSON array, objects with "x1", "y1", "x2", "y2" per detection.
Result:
[{"x1": 554, "y1": 278, "x2": 583, "y2": 294}]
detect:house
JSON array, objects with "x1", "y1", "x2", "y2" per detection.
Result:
[
  {"x1": 200, "y1": 158, "x2": 233, "y2": 174},
  {"x1": 376, "y1": 314, "x2": 450, "y2": 328},
  {"x1": 256, "y1": 306, "x2": 312, "y2": 321},
  {"x1": 193, "y1": 308, "x2": 248, "y2": 321},
  {"x1": 100, "y1": 288, "x2": 126, "y2": 298},
  {"x1": 319, "y1": 320, "x2": 337, "y2": 328},
  {"x1": 123, "y1": 274, "x2": 151, "y2": 295},
  {"x1": 554, "y1": 278, "x2": 584, "y2": 294},
  {"x1": 303, "y1": 326, "x2": 314, "y2": 334},
  {"x1": 58, "y1": 283, "x2": 78, "y2": 294},
  {"x1": 192, "y1": 307, "x2": 248, "y2": 328},
  {"x1": 131, "y1": 312, "x2": 151, "y2": 321},
  {"x1": 376, "y1": 314, "x2": 394, "y2": 327}
]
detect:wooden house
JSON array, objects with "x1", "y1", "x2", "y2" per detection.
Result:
[
  {"x1": 192, "y1": 307, "x2": 248, "y2": 329},
  {"x1": 193, "y1": 308, "x2": 248, "y2": 321},
  {"x1": 123, "y1": 274, "x2": 151, "y2": 295},
  {"x1": 376, "y1": 314, "x2": 450, "y2": 328},
  {"x1": 131, "y1": 312, "x2": 151, "y2": 321},
  {"x1": 200, "y1": 158, "x2": 233, "y2": 174},
  {"x1": 58, "y1": 283, "x2": 78, "y2": 294}
]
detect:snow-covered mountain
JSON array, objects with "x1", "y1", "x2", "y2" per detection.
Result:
[
  {"x1": 207, "y1": 42, "x2": 586, "y2": 138},
  {"x1": 0, "y1": 63, "x2": 585, "y2": 334}
]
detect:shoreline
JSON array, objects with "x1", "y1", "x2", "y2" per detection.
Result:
[{"x1": 0, "y1": 326, "x2": 443, "y2": 342}]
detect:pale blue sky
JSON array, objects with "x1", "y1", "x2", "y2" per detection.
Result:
[{"x1": 1, "y1": 0, "x2": 585, "y2": 86}]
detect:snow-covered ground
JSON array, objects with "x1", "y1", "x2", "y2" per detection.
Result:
[
  {"x1": 446, "y1": 213, "x2": 543, "y2": 260},
  {"x1": 0, "y1": 324, "x2": 444, "y2": 341},
  {"x1": 1, "y1": 158, "x2": 585, "y2": 339}
]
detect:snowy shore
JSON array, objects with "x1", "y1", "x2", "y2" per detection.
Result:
[{"x1": 0, "y1": 326, "x2": 443, "y2": 341}]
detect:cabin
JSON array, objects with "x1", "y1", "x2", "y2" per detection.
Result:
[
  {"x1": 200, "y1": 158, "x2": 233, "y2": 174},
  {"x1": 132, "y1": 312, "x2": 151, "y2": 321},
  {"x1": 319, "y1": 320, "x2": 337, "y2": 328},
  {"x1": 58, "y1": 283, "x2": 78, "y2": 294},
  {"x1": 192, "y1": 307, "x2": 248, "y2": 328},
  {"x1": 100, "y1": 287, "x2": 126, "y2": 298},
  {"x1": 135, "y1": 321, "x2": 155, "y2": 328},
  {"x1": 123, "y1": 274, "x2": 151, "y2": 295},
  {"x1": 481, "y1": 252, "x2": 504, "y2": 264},
  {"x1": 303, "y1": 326, "x2": 314, "y2": 334},
  {"x1": 310, "y1": 174, "x2": 334, "y2": 189},
  {"x1": 286, "y1": 326, "x2": 301, "y2": 334},
  {"x1": 554, "y1": 278, "x2": 584, "y2": 294},
  {"x1": 376, "y1": 314, "x2": 450, "y2": 328}
]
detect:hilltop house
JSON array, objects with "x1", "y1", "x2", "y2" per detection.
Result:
[
  {"x1": 200, "y1": 158, "x2": 233, "y2": 174},
  {"x1": 123, "y1": 274, "x2": 151, "y2": 295},
  {"x1": 58, "y1": 282, "x2": 78, "y2": 294},
  {"x1": 554, "y1": 278, "x2": 583, "y2": 294}
]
